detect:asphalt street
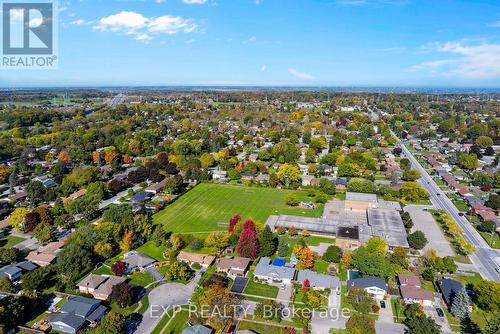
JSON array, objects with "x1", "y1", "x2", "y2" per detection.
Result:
[{"x1": 397, "y1": 138, "x2": 500, "y2": 281}]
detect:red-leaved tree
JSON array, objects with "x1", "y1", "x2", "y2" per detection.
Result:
[
  {"x1": 302, "y1": 279, "x2": 310, "y2": 292},
  {"x1": 236, "y1": 220, "x2": 259, "y2": 258},
  {"x1": 228, "y1": 214, "x2": 241, "y2": 233},
  {"x1": 111, "y1": 261, "x2": 127, "y2": 276}
]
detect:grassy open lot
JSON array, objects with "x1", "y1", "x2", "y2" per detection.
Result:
[
  {"x1": 129, "y1": 271, "x2": 154, "y2": 287},
  {"x1": 452, "y1": 199, "x2": 469, "y2": 212},
  {"x1": 137, "y1": 241, "x2": 166, "y2": 261},
  {"x1": 160, "y1": 310, "x2": 189, "y2": 334},
  {"x1": 238, "y1": 321, "x2": 298, "y2": 334},
  {"x1": 153, "y1": 183, "x2": 326, "y2": 233},
  {"x1": 478, "y1": 230, "x2": 500, "y2": 249},
  {"x1": 0, "y1": 235, "x2": 25, "y2": 248},
  {"x1": 244, "y1": 279, "x2": 279, "y2": 298}
]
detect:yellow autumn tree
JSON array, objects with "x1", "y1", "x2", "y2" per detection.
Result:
[
  {"x1": 294, "y1": 244, "x2": 315, "y2": 270},
  {"x1": 119, "y1": 230, "x2": 135, "y2": 252}
]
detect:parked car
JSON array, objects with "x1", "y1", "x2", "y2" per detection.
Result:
[
  {"x1": 380, "y1": 301, "x2": 386, "y2": 309},
  {"x1": 280, "y1": 284, "x2": 286, "y2": 290},
  {"x1": 436, "y1": 308, "x2": 444, "y2": 317}
]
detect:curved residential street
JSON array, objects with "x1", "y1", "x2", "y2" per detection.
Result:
[{"x1": 134, "y1": 271, "x2": 202, "y2": 334}]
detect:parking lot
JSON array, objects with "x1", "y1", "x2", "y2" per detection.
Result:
[{"x1": 404, "y1": 205, "x2": 455, "y2": 257}]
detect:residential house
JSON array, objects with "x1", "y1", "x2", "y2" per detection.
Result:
[
  {"x1": 347, "y1": 277, "x2": 387, "y2": 300},
  {"x1": 437, "y1": 278, "x2": 464, "y2": 306},
  {"x1": 77, "y1": 274, "x2": 127, "y2": 300},
  {"x1": 212, "y1": 170, "x2": 227, "y2": 181},
  {"x1": 123, "y1": 251, "x2": 155, "y2": 272},
  {"x1": 130, "y1": 191, "x2": 153, "y2": 204},
  {"x1": 253, "y1": 257, "x2": 296, "y2": 284},
  {"x1": 145, "y1": 178, "x2": 167, "y2": 194},
  {"x1": 398, "y1": 275, "x2": 433, "y2": 306},
  {"x1": 182, "y1": 325, "x2": 213, "y2": 334},
  {"x1": 49, "y1": 297, "x2": 107, "y2": 334},
  {"x1": 334, "y1": 178, "x2": 347, "y2": 190},
  {"x1": 177, "y1": 251, "x2": 215, "y2": 268},
  {"x1": 255, "y1": 173, "x2": 270, "y2": 184},
  {"x1": 66, "y1": 189, "x2": 87, "y2": 201},
  {"x1": 216, "y1": 257, "x2": 252, "y2": 278},
  {"x1": 33, "y1": 175, "x2": 57, "y2": 188},
  {"x1": 302, "y1": 175, "x2": 314, "y2": 187},
  {"x1": 296, "y1": 270, "x2": 340, "y2": 292},
  {"x1": 241, "y1": 172, "x2": 255, "y2": 181},
  {"x1": 0, "y1": 261, "x2": 37, "y2": 281},
  {"x1": 26, "y1": 240, "x2": 65, "y2": 267}
]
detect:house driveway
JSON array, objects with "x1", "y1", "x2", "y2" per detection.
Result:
[
  {"x1": 134, "y1": 270, "x2": 202, "y2": 334},
  {"x1": 404, "y1": 205, "x2": 455, "y2": 257},
  {"x1": 276, "y1": 284, "x2": 293, "y2": 306},
  {"x1": 377, "y1": 300, "x2": 394, "y2": 323}
]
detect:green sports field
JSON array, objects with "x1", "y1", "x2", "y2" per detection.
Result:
[{"x1": 153, "y1": 183, "x2": 326, "y2": 233}]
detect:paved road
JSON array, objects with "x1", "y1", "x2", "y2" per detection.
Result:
[
  {"x1": 135, "y1": 271, "x2": 202, "y2": 334},
  {"x1": 405, "y1": 205, "x2": 455, "y2": 257},
  {"x1": 375, "y1": 322, "x2": 406, "y2": 334},
  {"x1": 397, "y1": 138, "x2": 500, "y2": 281},
  {"x1": 99, "y1": 185, "x2": 141, "y2": 210}
]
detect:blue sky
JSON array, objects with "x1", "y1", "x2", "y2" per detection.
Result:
[{"x1": 1, "y1": 0, "x2": 500, "y2": 87}]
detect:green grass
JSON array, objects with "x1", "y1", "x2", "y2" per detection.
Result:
[
  {"x1": 314, "y1": 259, "x2": 329, "y2": 274},
  {"x1": 153, "y1": 183, "x2": 326, "y2": 233},
  {"x1": 391, "y1": 298, "x2": 405, "y2": 323},
  {"x1": 452, "y1": 272, "x2": 483, "y2": 286},
  {"x1": 244, "y1": 279, "x2": 279, "y2": 298},
  {"x1": 452, "y1": 200, "x2": 469, "y2": 212},
  {"x1": 421, "y1": 280, "x2": 437, "y2": 292},
  {"x1": 151, "y1": 308, "x2": 175, "y2": 334},
  {"x1": 93, "y1": 265, "x2": 113, "y2": 275},
  {"x1": 238, "y1": 321, "x2": 299, "y2": 334},
  {"x1": 277, "y1": 235, "x2": 336, "y2": 257},
  {"x1": 444, "y1": 307, "x2": 461, "y2": 332},
  {"x1": 478, "y1": 230, "x2": 500, "y2": 249},
  {"x1": 0, "y1": 235, "x2": 25, "y2": 248},
  {"x1": 137, "y1": 241, "x2": 166, "y2": 261},
  {"x1": 161, "y1": 309, "x2": 189, "y2": 334},
  {"x1": 128, "y1": 271, "x2": 154, "y2": 287}
]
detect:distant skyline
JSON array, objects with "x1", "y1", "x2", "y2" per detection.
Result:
[{"x1": 1, "y1": 0, "x2": 500, "y2": 88}]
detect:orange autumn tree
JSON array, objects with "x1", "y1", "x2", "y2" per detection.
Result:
[
  {"x1": 58, "y1": 150, "x2": 71, "y2": 163},
  {"x1": 104, "y1": 146, "x2": 120, "y2": 165},
  {"x1": 293, "y1": 244, "x2": 315, "y2": 270},
  {"x1": 92, "y1": 151, "x2": 101, "y2": 164}
]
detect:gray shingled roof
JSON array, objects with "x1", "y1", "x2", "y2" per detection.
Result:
[
  {"x1": 254, "y1": 257, "x2": 296, "y2": 280},
  {"x1": 296, "y1": 270, "x2": 340, "y2": 290},
  {"x1": 347, "y1": 277, "x2": 387, "y2": 291}
]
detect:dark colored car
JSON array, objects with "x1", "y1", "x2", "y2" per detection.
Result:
[
  {"x1": 436, "y1": 308, "x2": 444, "y2": 317},
  {"x1": 380, "y1": 301, "x2": 386, "y2": 309}
]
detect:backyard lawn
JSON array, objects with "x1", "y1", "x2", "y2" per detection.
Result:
[
  {"x1": 0, "y1": 235, "x2": 25, "y2": 248},
  {"x1": 244, "y1": 279, "x2": 279, "y2": 298},
  {"x1": 129, "y1": 271, "x2": 154, "y2": 287},
  {"x1": 153, "y1": 183, "x2": 326, "y2": 233},
  {"x1": 137, "y1": 241, "x2": 166, "y2": 261}
]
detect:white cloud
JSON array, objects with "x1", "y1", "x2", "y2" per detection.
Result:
[
  {"x1": 94, "y1": 11, "x2": 196, "y2": 42},
  {"x1": 288, "y1": 68, "x2": 315, "y2": 81},
  {"x1": 411, "y1": 41, "x2": 500, "y2": 80},
  {"x1": 182, "y1": 0, "x2": 208, "y2": 4},
  {"x1": 95, "y1": 11, "x2": 148, "y2": 32}
]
